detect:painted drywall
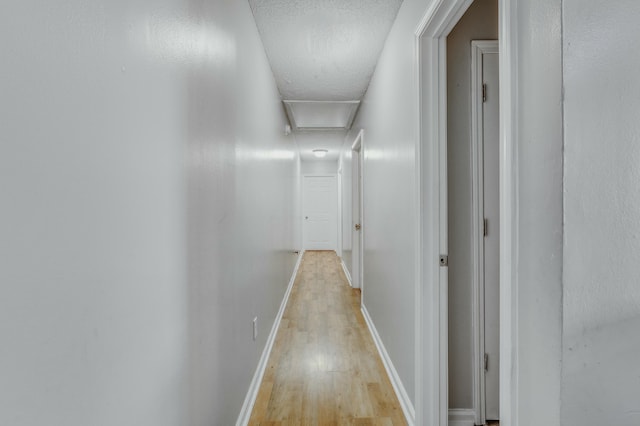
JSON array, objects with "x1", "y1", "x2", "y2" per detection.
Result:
[
  {"x1": 354, "y1": 0, "x2": 564, "y2": 423},
  {"x1": 510, "y1": 1, "x2": 564, "y2": 425},
  {"x1": 301, "y1": 159, "x2": 339, "y2": 175},
  {"x1": 0, "y1": 1, "x2": 299, "y2": 425},
  {"x1": 343, "y1": 0, "x2": 440, "y2": 407},
  {"x1": 445, "y1": 0, "x2": 498, "y2": 410},
  {"x1": 562, "y1": 1, "x2": 640, "y2": 424}
]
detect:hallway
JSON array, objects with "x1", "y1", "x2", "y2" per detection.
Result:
[
  {"x1": 3, "y1": 0, "x2": 640, "y2": 425},
  {"x1": 249, "y1": 251, "x2": 406, "y2": 425}
]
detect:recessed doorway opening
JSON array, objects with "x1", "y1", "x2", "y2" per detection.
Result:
[
  {"x1": 416, "y1": 0, "x2": 516, "y2": 425},
  {"x1": 446, "y1": 2, "x2": 499, "y2": 425}
]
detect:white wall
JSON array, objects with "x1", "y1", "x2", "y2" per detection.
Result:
[
  {"x1": 446, "y1": 0, "x2": 498, "y2": 409},
  {"x1": 562, "y1": 1, "x2": 640, "y2": 424},
  {"x1": 510, "y1": 1, "x2": 564, "y2": 424},
  {"x1": 344, "y1": 0, "x2": 433, "y2": 407},
  {"x1": 301, "y1": 159, "x2": 338, "y2": 175},
  {"x1": 352, "y1": 0, "x2": 564, "y2": 422},
  {"x1": 0, "y1": 1, "x2": 299, "y2": 425}
]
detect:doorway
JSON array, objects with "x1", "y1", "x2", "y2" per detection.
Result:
[
  {"x1": 447, "y1": 3, "x2": 499, "y2": 425},
  {"x1": 471, "y1": 40, "x2": 500, "y2": 423},
  {"x1": 416, "y1": 0, "x2": 512, "y2": 425},
  {"x1": 302, "y1": 175, "x2": 338, "y2": 250},
  {"x1": 351, "y1": 130, "x2": 364, "y2": 292}
]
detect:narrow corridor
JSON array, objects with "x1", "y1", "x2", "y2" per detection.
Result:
[{"x1": 249, "y1": 251, "x2": 406, "y2": 425}]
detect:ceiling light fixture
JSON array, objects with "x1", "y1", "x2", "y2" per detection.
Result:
[{"x1": 312, "y1": 149, "x2": 328, "y2": 158}]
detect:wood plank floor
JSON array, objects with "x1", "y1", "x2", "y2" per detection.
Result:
[{"x1": 249, "y1": 250, "x2": 407, "y2": 426}]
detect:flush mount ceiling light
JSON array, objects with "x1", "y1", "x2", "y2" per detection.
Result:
[{"x1": 312, "y1": 149, "x2": 328, "y2": 158}]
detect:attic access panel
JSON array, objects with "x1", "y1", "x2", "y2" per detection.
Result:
[{"x1": 283, "y1": 100, "x2": 360, "y2": 131}]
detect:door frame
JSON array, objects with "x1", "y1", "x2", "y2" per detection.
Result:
[
  {"x1": 471, "y1": 39, "x2": 499, "y2": 425},
  {"x1": 301, "y1": 174, "x2": 339, "y2": 251},
  {"x1": 351, "y1": 129, "x2": 364, "y2": 294},
  {"x1": 337, "y1": 166, "x2": 343, "y2": 258},
  {"x1": 415, "y1": 1, "x2": 518, "y2": 425}
]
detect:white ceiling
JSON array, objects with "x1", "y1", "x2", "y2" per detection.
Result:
[
  {"x1": 249, "y1": 0, "x2": 402, "y2": 156},
  {"x1": 249, "y1": 0, "x2": 403, "y2": 101}
]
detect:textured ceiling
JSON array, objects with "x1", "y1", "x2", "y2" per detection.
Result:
[{"x1": 249, "y1": 0, "x2": 403, "y2": 101}]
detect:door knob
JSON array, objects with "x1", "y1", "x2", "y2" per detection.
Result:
[{"x1": 355, "y1": 223, "x2": 361, "y2": 230}]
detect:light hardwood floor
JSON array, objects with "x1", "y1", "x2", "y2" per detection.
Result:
[{"x1": 248, "y1": 250, "x2": 407, "y2": 426}]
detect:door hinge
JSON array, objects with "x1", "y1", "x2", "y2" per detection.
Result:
[
  {"x1": 482, "y1": 83, "x2": 487, "y2": 103},
  {"x1": 484, "y1": 353, "x2": 489, "y2": 371},
  {"x1": 439, "y1": 255, "x2": 448, "y2": 267},
  {"x1": 483, "y1": 218, "x2": 488, "y2": 237}
]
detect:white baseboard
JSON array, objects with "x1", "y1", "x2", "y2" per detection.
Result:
[
  {"x1": 361, "y1": 304, "x2": 415, "y2": 426},
  {"x1": 236, "y1": 250, "x2": 305, "y2": 426},
  {"x1": 449, "y1": 408, "x2": 476, "y2": 426},
  {"x1": 341, "y1": 259, "x2": 352, "y2": 287}
]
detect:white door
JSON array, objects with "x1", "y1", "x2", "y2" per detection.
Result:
[
  {"x1": 303, "y1": 175, "x2": 338, "y2": 250},
  {"x1": 481, "y1": 47, "x2": 500, "y2": 421}
]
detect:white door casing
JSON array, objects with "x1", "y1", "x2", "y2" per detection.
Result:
[
  {"x1": 471, "y1": 40, "x2": 500, "y2": 423},
  {"x1": 482, "y1": 47, "x2": 500, "y2": 422},
  {"x1": 415, "y1": 1, "x2": 518, "y2": 425},
  {"x1": 337, "y1": 167, "x2": 343, "y2": 257},
  {"x1": 302, "y1": 175, "x2": 338, "y2": 251},
  {"x1": 351, "y1": 130, "x2": 364, "y2": 291}
]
